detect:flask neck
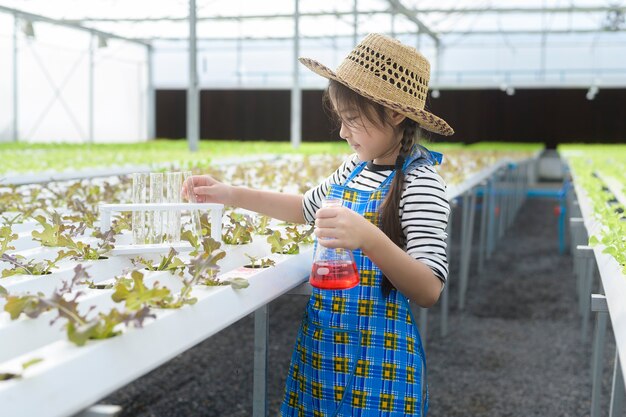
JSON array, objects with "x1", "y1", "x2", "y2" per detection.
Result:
[{"x1": 321, "y1": 198, "x2": 342, "y2": 208}]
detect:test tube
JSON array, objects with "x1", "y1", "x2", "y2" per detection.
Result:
[
  {"x1": 183, "y1": 171, "x2": 204, "y2": 240},
  {"x1": 165, "y1": 172, "x2": 183, "y2": 243},
  {"x1": 131, "y1": 173, "x2": 149, "y2": 244},
  {"x1": 149, "y1": 172, "x2": 164, "y2": 244}
]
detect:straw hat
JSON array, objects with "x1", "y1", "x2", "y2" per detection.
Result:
[{"x1": 299, "y1": 33, "x2": 454, "y2": 136}]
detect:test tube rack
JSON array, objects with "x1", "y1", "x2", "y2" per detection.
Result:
[{"x1": 99, "y1": 202, "x2": 223, "y2": 256}]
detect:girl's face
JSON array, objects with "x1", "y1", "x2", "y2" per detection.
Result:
[{"x1": 334, "y1": 102, "x2": 406, "y2": 165}]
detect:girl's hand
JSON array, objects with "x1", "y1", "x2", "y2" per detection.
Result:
[
  {"x1": 314, "y1": 206, "x2": 376, "y2": 250},
  {"x1": 182, "y1": 175, "x2": 233, "y2": 205}
]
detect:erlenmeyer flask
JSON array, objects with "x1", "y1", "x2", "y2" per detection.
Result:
[{"x1": 309, "y1": 198, "x2": 360, "y2": 290}]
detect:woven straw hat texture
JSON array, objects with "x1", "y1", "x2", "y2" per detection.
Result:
[{"x1": 299, "y1": 33, "x2": 454, "y2": 136}]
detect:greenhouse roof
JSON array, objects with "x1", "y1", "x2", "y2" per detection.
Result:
[{"x1": 1, "y1": 0, "x2": 624, "y2": 41}]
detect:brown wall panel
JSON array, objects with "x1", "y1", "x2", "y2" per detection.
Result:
[
  {"x1": 155, "y1": 90, "x2": 187, "y2": 139},
  {"x1": 156, "y1": 88, "x2": 626, "y2": 147}
]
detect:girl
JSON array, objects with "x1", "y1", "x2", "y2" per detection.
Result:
[{"x1": 186, "y1": 33, "x2": 454, "y2": 416}]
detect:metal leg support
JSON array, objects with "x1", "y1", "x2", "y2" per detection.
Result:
[
  {"x1": 497, "y1": 171, "x2": 506, "y2": 240},
  {"x1": 477, "y1": 181, "x2": 489, "y2": 277},
  {"x1": 579, "y1": 246, "x2": 595, "y2": 342},
  {"x1": 486, "y1": 177, "x2": 496, "y2": 259},
  {"x1": 441, "y1": 202, "x2": 453, "y2": 337},
  {"x1": 253, "y1": 305, "x2": 269, "y2": 417},
  {"x1": 459, "y1": 188, "x2": 477, "y2": 311},
  {"x1": 590, "y1": 294, "x2": 608, "y2": 417},
  {"x1": 609, "y1": 350, "x2": 625, "y2": 417},
  {"x1": 419, "y1": 307, "x2": 428, "y2": 351}
]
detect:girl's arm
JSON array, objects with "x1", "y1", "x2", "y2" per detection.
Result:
[
  {"x1": 314, "y1": 207, "x2": 442, "y2": 307},
  {"x1": 185, "y1": 175, "x2": 306, "y2": 224},
  {"x1": 230, "y1": 187, "x2": 306, "y2": 224}
]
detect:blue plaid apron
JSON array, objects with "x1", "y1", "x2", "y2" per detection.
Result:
[{"x1": 281, "y1": 145, "x2": 443, "y2": 417}]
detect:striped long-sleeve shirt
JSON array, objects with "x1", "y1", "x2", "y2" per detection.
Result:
[{"x1": 302, "y1": 153, "x2": 450, "y2": 284}]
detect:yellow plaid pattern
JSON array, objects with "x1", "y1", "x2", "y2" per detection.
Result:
[
  {"x1": 333, "y1": 357, "x2": 350, "y2": 373},
  {"x1": 342, "y1": 189, "x2": 358, "y2": 202},
  {"x1": 297, "y1": 345, "x2": 305, "y2": 364},
  {"x1": 333, "y1": 331, "x2": 349, "y2": 344},
  {"x1": 313, "y1": 328, "x2": 323, "y2": 341},
  {"x1": 406, "y1": 365, "x2": 415, "y2": 383},
  {"x1": 386, "y1": 302, "x2": 399, "y2": 320},
  {"x1": 358, "y1": 299, "x2": 374, "y2": 316},
  {"x1": 313, "y1": 411, "x2": 324, "y2": 417},
  {"x1": 352, "y1": 390, "x2": 367, "y2": 408},
  {"x1": 361, "y1": 330, "x2": 372, "y2": 347},
  {"x1": 288, "y1": 391, "x2": 298, "y2": 407},
  {"x1": 298, "y1": 372, "x2": 305, "y2": 391},
  {"x1": 369, "y1": 190, "x2": 383, "y2": 201},
  {"x1": 311, "y1": 381, "x2": 322, "y2": 399},
  {"x1": 404, "y1": 397, "x2": 416, "y2": 414},
  {"x1": 313, "y1": 293, "x2": 322, "y2": 309},
  {"x1": 331, "y1": 296, "x2": 346, "y2": 313},
  {"x1": 363, "y1": 211, "x2": 380, "y2": 226},
  {"x1": 312, "y1": 352, "x2": 321, "y2": 369},
  {"x1": 355, "y1": 359, "x2": 370, "y2": 378},
  {"x1": 382, "y1": 362, "x2": 396, "y2": 380},
  {"x1": 384, "y1": 332, "x2": 398, "y2": 350},
  {"x1": 407, "y1": 336, "x2": 415, "y2": 353},
  {"x1": 334, "y1": 386, "x2": 345, "y2": 402},
  {"x1": 360, "y1": 269, "x2": 377, "y2": 286},
  {"x1": 380, "y1": 393, "x2": 394, "y2": 411}
]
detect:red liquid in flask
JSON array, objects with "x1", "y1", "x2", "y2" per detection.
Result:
[{"x1": 309, "y1": 261, "x2": 359, "y2": 290}]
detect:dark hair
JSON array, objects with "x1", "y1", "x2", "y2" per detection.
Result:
[{"x1": 323, "y1": 80, "x2": 424, "y2": 296}]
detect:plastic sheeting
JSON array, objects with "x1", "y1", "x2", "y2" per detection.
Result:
[{"x1": 0, "y1": 14, "x2": 148, "y2": 143}]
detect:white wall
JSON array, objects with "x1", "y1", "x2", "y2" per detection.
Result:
[
  {"x1": 0, "y1": 15, "x2": 149, "y2": 143},
  {"x1": 0, "y1": 13, "x2": 14, "y2": 142}
]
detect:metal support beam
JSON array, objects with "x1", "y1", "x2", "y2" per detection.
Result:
[
  {"x1": 434, "y1": 43, "x2": 442, "y2": 86},
  {"x1": 187, "y1": 0, "x2": 199, "y2": 152},
  {"x1": 252, "y1": 304, "x2": 269, "y2": 417},
  {"x1": 540, "y1": 0, "x2": 547, "y2": 81},
  {"x1": 12, "y1": 13, "x2": 18, "y2": 142},
  {"x1": 0, "y1": 5, "x2": 149, "y2": 46},
  {"x1": 353, "y1": 0, "x2": 358, "y2": 46},
  {"x1": 62, "y1": 6, "x2": 626, "y2": 23},
  {"x1": 88, "y1": 34, "x2": 95, "y2": 143},
  {"x1": 145, "y1": 28, "x2": 626, "y2": 42},
  {"x1": 590, "y1": 294, "x2": 608, "y2": 417},
  {"x1": 147, "y1": 45, "x2": 155, "y2": 140},
  {"x1": 609, "y1": 350, "x2": 625, "y2": 417},
  {"x1": 253, "y1": 305, "x2": 269, "y2": 417},
  {"x1": 290, "y1": 0, "x2": 301, "y2": 149},
  {"x1": 579, "y1": 246, "x2": 596, "y2": 342},
  {"x1": 387, "y1": 0, "x2": 439, "y2": 45},
  {"x1": 441, "y1": 201, "x2": 452, "y2": 337},
  {"x1": 477, "y1": 181, "x2": 489, "y2": 275},
  {"x1": 459, "y1": 188, "x2": 477, "y2": 310}
]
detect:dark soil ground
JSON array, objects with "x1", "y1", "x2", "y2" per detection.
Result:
[{"x1": 102, "y1": 197, "x2": 623, "y2": 417}]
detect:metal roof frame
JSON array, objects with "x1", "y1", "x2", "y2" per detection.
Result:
[{"x1": 0, "y1": 4, "x2": 150, "y2": 46}]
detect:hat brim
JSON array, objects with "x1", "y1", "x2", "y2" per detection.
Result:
[{"x1": 299, "y1": 57, "x2": 454, "y2": 137}]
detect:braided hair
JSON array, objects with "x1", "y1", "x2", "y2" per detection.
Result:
[
  {"x1": 324, "y1": 80, "x2": 423, "y2": 296},
  {"x1": 379, "y1": 118, "x2": 419, "y2": 296}
]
